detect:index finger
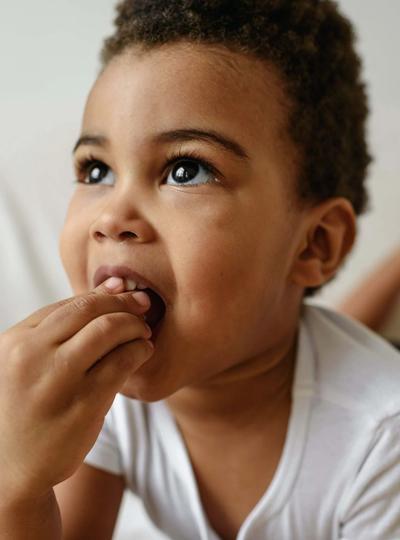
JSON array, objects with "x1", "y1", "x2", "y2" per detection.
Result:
[
  {"x1": 41, "y1": 289, "x2": 151, "y2": 344},
  {"x1": 22, "y1": 277, "x2": 145, "y2": 330}
]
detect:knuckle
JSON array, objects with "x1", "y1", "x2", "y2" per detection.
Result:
[
  {"x1": 5, "y1": 336, "x2": 30, "y2": 367},
  {"x1": 71, "y1": 295, "x2": 97, "y2": 314},
  {"x1": 55, "y1": 298, "x2": 73, "y2": 309},
  {"x1": 0, "y1": 332, "x2": 37, "y2": 383},
  {"x1": 114, "y1": 294, "x2": 132, "y2": 310},
  {"x1": 119, "y1": 293, "x2": 143, "y2": 311},
  {"x1": 0, "y1": 331, "x2": 15, "y2": 357},
  {"x1": 54, "y1": 346, "x2": 72, "y2": 376},
  {"x1": 92, "y1": 314, "x2": 117, "y2": 337}
]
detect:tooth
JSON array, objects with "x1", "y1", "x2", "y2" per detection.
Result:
[{"x1": 125, "y1": 279, "x2": 137, "y2": 291}]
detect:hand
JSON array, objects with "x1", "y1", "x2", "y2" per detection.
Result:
[{"x1": 0, "y1": 277, "x2": 153, "y2": 504}]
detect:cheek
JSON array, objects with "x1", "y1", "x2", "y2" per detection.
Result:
[
  {"x1": 169, "y1": 204, "x2": 258, "y2": 330},
  {"x1": 59, "y1": 201, "x2": 88, "y2": 294},
  {"x1": 170, "y1": 194, "x2": 295, "y2": 340}
]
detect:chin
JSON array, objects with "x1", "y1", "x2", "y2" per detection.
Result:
[
  {"x1": 118, "y1": 369, "x2": 176, "y2": 403},
  {"x1": 118, "y1": 385, "x2": 171, "y2": 403}
]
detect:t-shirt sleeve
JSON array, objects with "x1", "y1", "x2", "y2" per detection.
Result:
[
  {"x1": 339, "y1": 415, "x2": 400, "y2": 539},
  {"x1": 84, "y1": 406, "x2": 123, "y2": 476}
]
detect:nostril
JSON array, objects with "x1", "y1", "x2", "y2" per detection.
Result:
[
  {"x1": 93, "y1": 230, "x2": 138, "y2": 241},
  {"x1": 119, "y1": 231, "x2": 138, "y2": 240},
  {"x1": 94, "y1": 231, "x2": 106, "y2": 241}
]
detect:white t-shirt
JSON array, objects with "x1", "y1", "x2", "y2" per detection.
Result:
[{"x1": 84, "y1": 304, "x2": 400, "y2": 540}]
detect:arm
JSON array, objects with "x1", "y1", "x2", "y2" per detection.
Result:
[
  {"x1": 337, "y1": 246, "x2": 400, "y2": 331},
  {"x1": 0, "y1": 465, "x2": 124, "y2": 540},
  {"x1": 0, "y1": 490, "x2": 61, "y2": 540},
  {"x1": 55, "y1": 464, "x2": 125, "y2": 540}
]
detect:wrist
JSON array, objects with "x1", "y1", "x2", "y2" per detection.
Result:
[
  {"x1": 0, "y1": 489, "x2": 61, "y2": 540},
  {"x1": 0, "y1": 487, "x2": 56, "y2": 514}
]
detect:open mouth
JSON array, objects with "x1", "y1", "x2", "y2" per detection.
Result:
[
  {"x1": 92, "y1": 265, "x2": 168, "y2": 335},
  {"x1": 142, "y1": 287, "x2": 167, "y2": 332}
]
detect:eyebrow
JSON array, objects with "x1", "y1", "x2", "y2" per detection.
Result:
[
  {"x1": 152, "y1": 129, "x2": 250, "y2": 161},
  {"x1": 73, "y1": 135, "x2": 108, "y2": 154},
  {"x1": 73, "y1": 129, "x2": 250, "y2": 161}
]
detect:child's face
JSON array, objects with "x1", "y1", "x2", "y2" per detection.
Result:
[{"x1": 60, "y1": 43, "x2": 307, "y2": 401}]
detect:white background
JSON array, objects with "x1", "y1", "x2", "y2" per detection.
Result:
[{"x1": 0, "y1": 1, "x2": 399, "y2": 538}]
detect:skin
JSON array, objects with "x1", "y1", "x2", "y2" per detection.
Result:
[
  {"x1": 0, "y1": 278, "x2": 153, "y2": 539},
  {"x1": 338, "y1": 245, "x2": 400, "y2": 331},
  {"x1": 0, "y1": 42, "x2": 356, "y2": 540},
  {"x1": 0, "y1": 281, "x2": 152, "y2": 501},
  {"x1": 61, "y1": 43, "x2": 307, "y2": 405}
]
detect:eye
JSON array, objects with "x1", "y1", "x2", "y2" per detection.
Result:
[
  {"x1": 166, "y1": 159, "x2": 216, "y2": 187},
  {"x1": 76, "y1": 159, "x2": 115, "y2": 186}
]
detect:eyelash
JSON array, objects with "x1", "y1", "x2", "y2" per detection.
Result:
[
  {"x1": 74, "y1": 149, "x2": 221, "y2": 187},
  {"x1": 74, "y1": 155, "x2": 100, "y2": 183}
]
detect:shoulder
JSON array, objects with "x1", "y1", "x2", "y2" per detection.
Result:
[{"x1": 302, "y1": 302, "x2": 400, "y2": 421}]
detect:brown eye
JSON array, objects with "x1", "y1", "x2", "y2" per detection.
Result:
[
  {"x1": 79, "y1": 160, "x2": 115, "y2": 185},
  {"x1": 167, "y1": 160, "x2": 214, "y2": 186}
]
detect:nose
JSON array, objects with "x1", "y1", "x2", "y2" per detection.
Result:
[{"x1": 89, "y1": 190, "x2": 155, "y2": 244}]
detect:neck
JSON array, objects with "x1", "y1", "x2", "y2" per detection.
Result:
[{"x1": 166, "y1": 326, "x2": 298, "y2": 439}]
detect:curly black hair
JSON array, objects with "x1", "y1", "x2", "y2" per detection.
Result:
[{"x1": 101, "y1": 0, "x2": 371, "y2": 215}]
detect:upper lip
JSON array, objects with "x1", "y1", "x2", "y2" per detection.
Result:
[{"x1": 93, "y1": 265, "x2": 168, "y2": 306}]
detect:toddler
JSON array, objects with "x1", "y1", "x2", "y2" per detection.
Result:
[{"x1": 1, "y1": 1, "x2": 400, "y2": 539}]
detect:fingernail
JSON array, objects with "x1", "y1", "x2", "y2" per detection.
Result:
[
  {"x1": 103, "y1": 276, "x2": 124, "y2": 291},
  {"x1": 132, "y1": 290, "x2": 151, "y2": 307}
]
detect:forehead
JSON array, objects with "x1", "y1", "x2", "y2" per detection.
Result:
[{"x1": 83, "y1": 43, "x2": 292, "y2": 157}]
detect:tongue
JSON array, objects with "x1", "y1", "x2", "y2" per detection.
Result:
[{"x1": 143, "y1": 288, "x2": 166, "y2": 330}]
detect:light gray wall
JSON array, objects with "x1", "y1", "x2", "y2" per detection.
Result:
[{"x1": 0, "y1": 1, "x2": 115, "y2": 324}]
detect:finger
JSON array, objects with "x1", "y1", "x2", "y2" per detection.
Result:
[
  {"x1": 21, "y1": 277, "x2": 127, "y2": 329},
  {"x1": 53, "y1": 312, "x2": 152, "y2": 379},
  {"x1": 20, "y1": 297, "x2": 81, "y2": 329},
  {"x1": 84, "y1": 338, "x2": 154, "y2": 409},
  {"x1": 39, "y1": 285, "x2": 151, "y2": 344}
]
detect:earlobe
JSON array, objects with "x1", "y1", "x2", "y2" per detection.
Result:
[{"x1": 290, "y1": 198, "x2": 357, "y2": 289}]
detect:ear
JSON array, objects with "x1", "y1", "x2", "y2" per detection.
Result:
[{"x1": 289, "y1": 198, "x2": 357, "y2": 289}]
